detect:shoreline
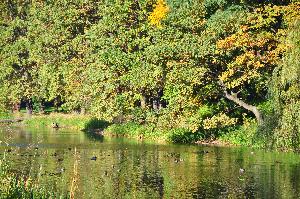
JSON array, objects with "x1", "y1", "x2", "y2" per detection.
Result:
[
  {"x1": 1, "y1": 113, "x2": 296, "y2": 152},
  {"x1": 6, "y1": 113, "x2": 233, "y2": 146}
]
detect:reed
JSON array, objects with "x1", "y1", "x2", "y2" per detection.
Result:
[{"x1": 70, "y1": 147, "x2": 80, "y2": 199}]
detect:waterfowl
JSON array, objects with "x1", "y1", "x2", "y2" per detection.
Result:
[
  {"x1": 91, "y1": 156, "x2": 97, "y2": 161},
  {"x1": 52, "y1": 122, "x2": 59, "y2": 128},
  {"x1": 239, "y1": 168, "x2": 245, "y2": 174}
]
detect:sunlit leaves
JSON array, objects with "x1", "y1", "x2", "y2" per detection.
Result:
[
  {"x1": 148, "y1": 0, "x2": 169, "y2": 28},
  {"x1": 203, "y1": 113, "x2": 238, "y2": 130},
  {"x1": 215, "y1": 4, "x2": 284, "y2": 92}
]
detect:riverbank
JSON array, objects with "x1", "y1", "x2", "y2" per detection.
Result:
[
  {"x1": 15, "y1": 113, "x2": 263, "y2": 147},
  {"x1": 21, "y1": 114, "x2": 192, "y2": 143},
  {"x1": 22, "y1": 113, "x2": 109, "y2": 131}
]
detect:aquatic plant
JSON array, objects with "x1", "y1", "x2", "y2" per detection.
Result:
[{"x1": 0, "y1": 154, "x2": 63, "y2": 198}]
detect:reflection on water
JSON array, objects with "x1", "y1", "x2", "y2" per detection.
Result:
[{"x1": 1, "y1": 126, "x2": 300, "y2": 198}]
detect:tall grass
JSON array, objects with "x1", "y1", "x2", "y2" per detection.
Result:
[{"x1": 0, "y1": 154, "x2": 65, "y2": 198}]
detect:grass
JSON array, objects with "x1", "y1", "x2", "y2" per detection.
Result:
[
  {"x1": 22, "y1": 114, "x2": 207, "y2": 144},
  {"x1": 0, "y1": 111, "x2": 13, "y2": 120},
  {"x1": 103, "y1": 119, "x2": 270, "y2": 147},
  {"x1": 21, "y1": 113, "x2": 253, "y2": 145},
  {"x1": 23, "y1": 113, "x2": 109, "y2": 131}
]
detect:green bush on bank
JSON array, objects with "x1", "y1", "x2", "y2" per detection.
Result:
[
  {"x1": 104, "y1": 122, "x2": 206, "y2": 144},
  {"x1": 219, "y1": 119, "x2": 266, "y2": 148},
  {"x1": 165, "y1": 128, "x2": 205, "y2": 143},
  {"x1": 219, "y1": 126, "x2": 255, "y2": 146},
  {"x1": 104, "y1": 122, "x2": 164, "y2": 140}
]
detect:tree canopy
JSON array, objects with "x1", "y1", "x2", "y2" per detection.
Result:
[{"x1": 0, "y1": 0, "x2": 299, "y2": 146}]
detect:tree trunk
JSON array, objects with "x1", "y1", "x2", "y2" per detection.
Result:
[
  {"x1": 54, "y1": 98, "x2": 59, "y2": 112},
  {"x1": 39, "y1": 101, "x2": 45, "y2": 114},
  {"x1": 223, "y1": 90, "x2": 263, "y2": 124},
  {"x1": 140, "y1": 94, "x2": 147, "y2": 109},
  {"x1": 80, "y1": 108, "x2": 86, "y2": 115},
  {"x1": 153, "y1": 99, "x2": 159, "y2": 111},
  {"x1": 26, "y1": 100, "x2": 33, "y2": 116},
  {"x1": 157, "y1": 89, "x2": 165, "y2": 109},
  {"x1": 151, "y1": 89, "x2": 165, "y2": 111},
  {"x1": 12, "y1": 102, "x2": 20, "y2": 113}
]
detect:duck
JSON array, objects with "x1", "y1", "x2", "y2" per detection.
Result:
[
  {"x1": 239, "y1": 168, "x2": 245, "y2": 174},
  {"x1": 51, "y1": 122, "x2": 59, "y2": 128}
]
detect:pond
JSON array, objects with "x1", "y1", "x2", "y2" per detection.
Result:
[{"x1": 1, "y1": 126, "x2": 300, "y2": 198}]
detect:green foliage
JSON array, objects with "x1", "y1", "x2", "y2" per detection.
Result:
[
  {"x1": 266, "y1": 5, "x2": 300, "y2": 149},
  {"x1": 166, "y1": 128, "x2": 205, "y2": 143},
  {"x1": 219, "y1": 119, "x2": 262, "y2": 147},
  {"x1": 0, "y1": 111, "x2": 13, "y2": 120},
  {"x1": 204, "y1": 0, "x2": 241, "y2": 18},
  {"x1": 105, "y1": 122, "x2": 206, "y2": 143},
  {"x1": 0, "y1": 0, "x2": 299, "y2": 148},
  {"x1": 105, "y1": 122, "x2": 163, "y2": 140},
  {"x1": 84, "y1": 118, "x2": 110, "y2": 131}
]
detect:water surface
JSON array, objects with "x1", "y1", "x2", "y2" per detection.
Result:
[{"x1": 1, "y1": 126, "x2": 300, "y2": 198}]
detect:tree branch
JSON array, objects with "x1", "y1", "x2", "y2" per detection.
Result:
[{"x1": 219, "y1": 81, "x2": 263, "y2": 124}]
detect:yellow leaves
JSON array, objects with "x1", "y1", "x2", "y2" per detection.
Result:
[
  {"x1": 254, "y1": 61, "x2": 264, "y2": 69},
  {"x1": 217, "y1": 32, "x2": 252, "y2": 50},
  {"x1": 218, "y1": 50, "x2": 266, "y2": 89},
  {"x1": 249, "y1": 5, "x2": 282, "y2": 29},
  {"x1": 241, "y1": 25, "x2": 248, "y2": 32},
  {"x1": 216, "y1": 5, "x2": 287, "y2": 90},
  {"x1": 212, "y1": 57, "x2": 218, "y2": 64},
  {"x1": 148, "y1": 0, "x2": 169, "y2": 28},
  {"x1": 219, "y1": 69, "x2": 234, "y2": 82},
  {"x1": 216, "y1": 34, "x2": 237, "y2": 49},
  {"x1": 283, "y1": 2, "x2": 300, "y2": 26},
  {"x1": 203, "y1": 113, "x2": 237, "y2": 130},
  {"x1": 199, "y1": 19, "x2": 207, "y2": 26},
  {"x1": 236, "y1": 52, "x2": 255, "y2": 64}
]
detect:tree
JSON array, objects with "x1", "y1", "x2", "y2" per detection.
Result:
[
  {"x1": 213, "y1": 3, "x2": 286, "y2": 124},
  {"x1": 0, "y1": 0, "x2": 39, "y2": 115},
  {"x1": 268, "y1": 2, "x2": 300, "y2": 148}
]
